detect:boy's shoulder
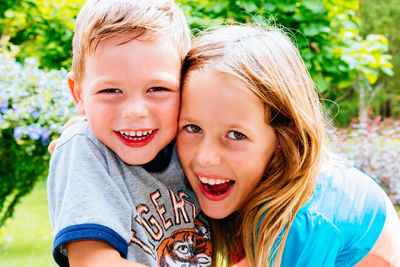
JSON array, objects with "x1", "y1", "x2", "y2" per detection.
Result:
[{"x1": 54, "y1": 121, "x2": 103, "y2": 151}]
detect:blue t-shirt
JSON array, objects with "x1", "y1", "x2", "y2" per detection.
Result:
[{"x1": 259, "y1": 164, "x2": 386, "y2": 266}]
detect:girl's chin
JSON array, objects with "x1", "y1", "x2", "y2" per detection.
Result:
[{"x1": 199, "y1": 201, "x2": 234, "y2": 219}]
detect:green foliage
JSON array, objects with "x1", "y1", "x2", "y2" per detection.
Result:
[
  {"x1": 1, "y1": 0, "x2": 394, "y2": 123},
  {"x1": 0, "y1": 46, "x2": 76, "y2": 228},
  {"x1": 177, "y1": 0, "x2": 393, "y2": 124},
  {"x1": 0, "y1": 0, "x2": 84, "y2": 70},
  {"x1": 0, "y1": 128, "x2": 48, "y2": 227},
  {"x1": 358, "y1": 0, "x2": 400, "y2": 119}
]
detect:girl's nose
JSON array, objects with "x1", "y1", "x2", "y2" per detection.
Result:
[{"x1": 195, "y1": 138, "x2": 221, "y2": 167}]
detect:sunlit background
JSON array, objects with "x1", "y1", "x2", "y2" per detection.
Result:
[{"x1": 0, "y1": 0, "x2": 399, "y2": 265}]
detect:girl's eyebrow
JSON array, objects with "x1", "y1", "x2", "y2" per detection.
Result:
[{"x1": 178, "y1": 117, "x2": 195, "y2": 123}]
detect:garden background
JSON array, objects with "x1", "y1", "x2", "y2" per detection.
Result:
[{"x1": 0, "y1": 0, "x2": 399, "y2": 265}]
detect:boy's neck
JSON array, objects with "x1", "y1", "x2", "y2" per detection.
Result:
[{"x1": 142, "y1": 141, "x2": 174, "y2": 172}]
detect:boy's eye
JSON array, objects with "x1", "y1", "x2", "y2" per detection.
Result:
[
  {"x1": 227, "y1": 131, "x2": 246, "y2": 140},
  {"x1": 184, "y1": 124, "x2": 202, "y2": 133},
  {"x1": 98, "y1": 88, "x2": 121, "y2": 93},
  {"x1": 148, "y1": 87, "x2": 169, "y2": 93}
]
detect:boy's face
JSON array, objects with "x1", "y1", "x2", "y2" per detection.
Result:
[{"x1": 69, "y1": 35, "x2": 181, "y2": 165}]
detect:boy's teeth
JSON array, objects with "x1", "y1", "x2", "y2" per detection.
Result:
[
  {"x1": 120, "y1": 130, "x2": 153, "y2": 139},
  {"x1": 121, "y1": 130, "x2": 152, "y2": 136},
  {"x1": 198, "y1": 176, "x2": 230, "y2": 185}
]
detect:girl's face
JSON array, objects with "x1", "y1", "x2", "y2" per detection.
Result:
[{"x1": 178, "y1": 67, "x2": 278, "y2": 219}]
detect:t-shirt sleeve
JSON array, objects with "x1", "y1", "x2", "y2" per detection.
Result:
[
  {"x1": 259, "y1": 165, "x2": 387, "y2": 267},
  {"x1": 47, "y1": 132, "x2": 132, "y2": 266},
  {"x1": 279, "y1": 211, "x2": 343, "y2": 267},
  {"x1": 333, "y1": 167, "x2": 387, "y2": 265}
]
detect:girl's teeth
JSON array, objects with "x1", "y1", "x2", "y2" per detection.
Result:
[{"x1": 199, "y1": 176, "x2": 230, "y2": 185}]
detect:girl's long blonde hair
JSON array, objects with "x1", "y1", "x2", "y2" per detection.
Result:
[{"x1": 182, "y1": 25, "x2": 324, "y2": 267}]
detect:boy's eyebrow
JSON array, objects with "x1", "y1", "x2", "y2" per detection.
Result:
[
  {"x1": 148, "y1": 75, "x2": 180, "y2": 87},
  {"x1": 92, "y1": 75, "x2": 180, "y2": 88}
]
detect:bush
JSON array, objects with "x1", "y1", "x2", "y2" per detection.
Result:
[
  {"x1": 327, "y1": 111, "x2": 400, "y2": 205},
  {"x1": 0, "y1": 45, "x2": 75, "y2": 227}
]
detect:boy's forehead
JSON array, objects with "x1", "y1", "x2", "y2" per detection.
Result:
[
  {"x1": 82, "y1": 33, "x2": 182, "y2": 87},
  {"x1": 88, "y1": 31, "x2": 147, "y2": 55}
]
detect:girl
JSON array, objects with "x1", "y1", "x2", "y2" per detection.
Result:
[{"x1": 177, "y1": 25, "x2": 400, "y2": 266}]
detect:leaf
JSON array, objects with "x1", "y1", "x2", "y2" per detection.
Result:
[
  {"x1": 263, "y1": 3, "x2": 275, "y2": 12},
  {"x1": 242, "y1": 2, "x2": 257, "y2": 13},
  {"x1": 338, "y1": 79, "x2": 354, "y2": 89},
  {"x1": 380, "y1": 66, "x2": 394, "y2": 76},
  {"x1": 278, "y1": 3, "x2": 297, "y2": 12},
  {"x1": 212, "y1": 2, "x2": 227, "y2": 13},
  {"x1": 302, "y1": 0, "x2": 325, "y2": 14},
  {"x1": 313, "y1": 74, "x2": 328, "y2": 93},
  {"x1": 4, "y1": 10, "x2": 14, "y2": 18},
  {"x1": 361, "y1": 68, "x2": 379, "y2": 84},
  {"x1": 341, "y1": 54, "x2": 360, "y2": 69},
  {"x1": 303, "y1": 24, "x2": 320, "y2": 36}
]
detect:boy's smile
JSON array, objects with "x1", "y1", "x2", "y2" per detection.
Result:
[
  {"x1": 69, "y1": 34, "x2": 181, "y2": 165},
  {"x1": 115, "y1": 129, "x2": 157, "y2": 148}
]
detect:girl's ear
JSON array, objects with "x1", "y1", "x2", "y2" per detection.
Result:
[
  {"x1": 275, "y1": 143, "x2": 281, "y2": 154},
  {"x1": 67, "y1": 72, "x2": 86, "y2": 115}
]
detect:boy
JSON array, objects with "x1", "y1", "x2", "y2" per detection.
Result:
[{"x1": 47, "y1": 0, "x2": 211, "y2": 266}]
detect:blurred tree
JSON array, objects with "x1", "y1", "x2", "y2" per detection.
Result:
[
  {"x1": 0, "y1": 46, "x2": 75, "y2": 228},
  {"x1": 0, "y1": 0, "x2": 83, "y2": 70},
  {"x1": 177, "y1": 0, "x2": 393, "y2": 123},
  {"x1": 0, "y1": 0, "x2": 394, "y2": 122},
  {"x1": 359, "y1": 0, "x2": 400, "y2": 119}
]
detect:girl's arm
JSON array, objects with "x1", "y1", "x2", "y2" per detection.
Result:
[
  {"x1": 356, "y1": 196, "x2": 400, "y2": 266},
  {"x1": 48, "y1": 116, "x2": 87, "y2": 154},
  {"x1": 67, "y1": 240, "x2": 148, "y2": 267},
  {"x1": 233, "y1": 257, "x2": 248, "y2": 267}
]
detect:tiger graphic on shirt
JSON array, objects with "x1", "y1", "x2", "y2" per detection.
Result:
[{"x1": 157, "y1": 220, "x2": 212, "y2": 267}]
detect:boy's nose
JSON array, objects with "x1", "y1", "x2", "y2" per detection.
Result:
[
  {"x1": 121, "y1": 99, "x2": 149, "y2": 119},
  {"x1": 195, "y1": 138, "x2": 221, "y2": 167}
]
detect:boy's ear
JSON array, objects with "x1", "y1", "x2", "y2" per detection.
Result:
[{"x1": 67, "y1": 72, "x2": 86, "y2": 115}]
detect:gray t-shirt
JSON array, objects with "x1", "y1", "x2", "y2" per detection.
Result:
[{"x1": 47, "y1": 123, "x2": 212, "y2": 266}]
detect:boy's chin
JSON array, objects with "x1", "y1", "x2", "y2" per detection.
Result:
[
  {"x1": 116, "y1": 151, "x2": 159, "y2": 166},
  {"x1": 122, "y1": 156, "x2": 156, "y2": 166}
]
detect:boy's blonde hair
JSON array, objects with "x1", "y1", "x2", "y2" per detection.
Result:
[
  {"x1": 182, "y1": 25, "x2": 324, "y2": 267},
  {"x1": 72, "y1": 0, "x2": 191, "y2": 83}
]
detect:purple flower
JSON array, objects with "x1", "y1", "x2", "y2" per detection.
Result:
[
  {"x1": 13, "y1": 127, "x2": 25, "y2": 139},
  {"x1": 0, "y1": 99, "x2": 8, "y2": 113},
  {"x1": 32, "y1": 111, "x2": 40, "y2": 119},
  {"x1": 41, "y1": 129, "x2": 52, "y2": 145},
  {"x1": 21, "y1": 90, "x2": 30, "y2": 98},
  {"x1": 27, "y1": 124, "x2": 41, "y2": 141},
  {"x1": 24, "y1": 57, "x2": 39, "y2": 65}
]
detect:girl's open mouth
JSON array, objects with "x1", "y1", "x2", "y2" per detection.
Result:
[{"x1": 198, "y1": 176, "x2": 235, "y2": 201}]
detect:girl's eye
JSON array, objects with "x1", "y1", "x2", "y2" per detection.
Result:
[
  {"x1": 99, "y1": 88, "x2": 121, "y2": 94},
  {"x1": 227, "y1": 131, "x2": 246, "y2": 140},
  {"x1": 184, "y1": 124, "x2": 202, "y2": 133}
]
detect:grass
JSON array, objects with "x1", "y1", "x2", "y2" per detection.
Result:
[{"x1": 0, "y1": 178, "x2": 56, "y2": 267}]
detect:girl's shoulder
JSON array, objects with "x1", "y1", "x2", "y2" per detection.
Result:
[{"x1": 284, "y1": 163, "x2": 387, "y2": 265}]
